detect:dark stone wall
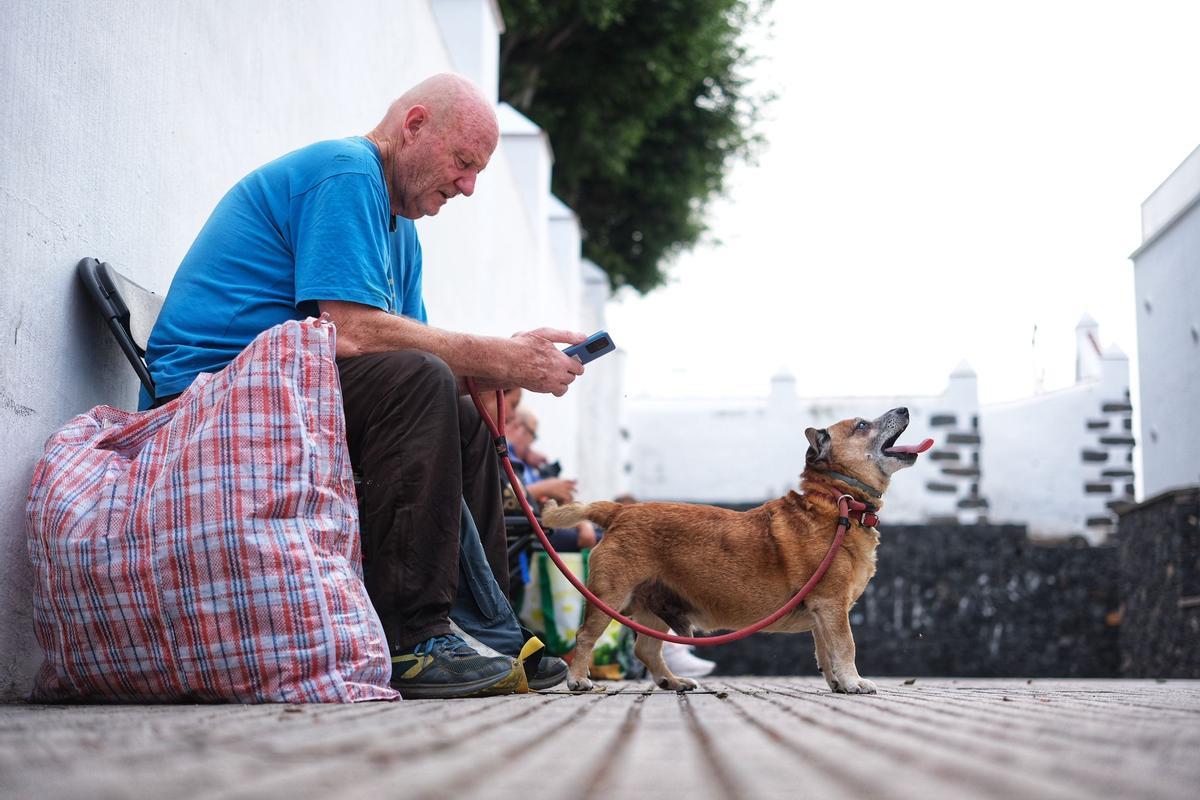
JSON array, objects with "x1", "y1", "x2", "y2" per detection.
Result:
[
  {"x1": 1116, "y1": 488, "x2": 1200, "y2": 678},
  {"x1": 705, "y1": 523, "x2": 1121, "y2": 678}
]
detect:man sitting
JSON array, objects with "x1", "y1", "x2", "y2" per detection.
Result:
[
  {"x1": 504, "y1": 407, "x2": 598, "y2": 550},
  {"x1": 144, "y1": 73, "x2": 585, "y2": 698}
]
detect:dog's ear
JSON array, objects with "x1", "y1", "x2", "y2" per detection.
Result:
[{"x1": 805, "y1": 427, "x2": 831, "y2": 465}]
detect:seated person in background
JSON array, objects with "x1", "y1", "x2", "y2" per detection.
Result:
[
  {"x1": 506, "y1": 408, "x2": 576, "y2": 505},
  {"x1": 478, "y1": 385, "x2": 523, "y2": 427},
  {"x1": 504, "y1": 407, "x2": 598, "y2": 550}
]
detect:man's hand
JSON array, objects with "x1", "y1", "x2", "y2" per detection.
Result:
[
  {"x1": 506, "y1": 328, "x2": 586, "y2": 397},
  {"x1": 528, "y1": 478, "x2": 577, "y2": 504}
]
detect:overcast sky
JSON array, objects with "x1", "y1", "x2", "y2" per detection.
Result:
[{"x1": 606, "y1": 0, "x2": 1200, "y2": 406}]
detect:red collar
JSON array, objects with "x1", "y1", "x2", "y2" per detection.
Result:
[{"x1": 806, "y1": 484, "x2": 881, "y2": 528}]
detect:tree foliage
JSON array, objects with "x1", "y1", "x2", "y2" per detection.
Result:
[{"x1": 498, "y1": 0, "x2": 771, "y2": 293}]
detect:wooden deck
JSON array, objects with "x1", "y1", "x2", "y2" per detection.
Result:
[{"x1": 2, "y1": 678, "x2": 1198, "y2": 799}]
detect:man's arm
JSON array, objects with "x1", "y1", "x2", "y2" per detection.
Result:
[{"x1": 318, "y1": 300, "x2": 586, "y2": 397}]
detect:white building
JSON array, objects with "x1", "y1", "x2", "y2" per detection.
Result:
[
  {"x1": 1129, "y1": 144, "x2": 1200, "y2": 498},
  {"x1": 981, "y1": 317, "x2": 1134, "y2": 543},
  {"x1": 0, "y1": 0, "x2": 624, "y2": 699},
  {"x1": 628, "y1": 363, "x2": 985, "y2": 524},
  {"x1": 629, "y1": 316, "x2": 1133, "y2": 543}
]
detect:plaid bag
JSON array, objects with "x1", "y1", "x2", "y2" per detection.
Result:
[{"x1": 26, "y1": 318, "x2": 396, "y2": 703}]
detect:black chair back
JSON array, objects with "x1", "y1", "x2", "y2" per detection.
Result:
[{"x1": 76, "y1": 257, "x2": 163, "y2": 397}]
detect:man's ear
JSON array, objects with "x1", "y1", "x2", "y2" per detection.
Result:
[
  {"x1": 805, "y1": 427, "x2": 831, "y2": 465},
  {"x1": 403, "y1": 104, "x2": 429, "y2": 142}
]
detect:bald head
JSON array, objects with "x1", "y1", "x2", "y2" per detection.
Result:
[
  {"x1": 368, "y1": 73, "x2": 499, "y2": 219},
  {"x1": 379, "y1": 73, "x2": 498, "y2": 144},
  {"x1": 505, "y1": 407, "x2": 538, "y2": 459}
]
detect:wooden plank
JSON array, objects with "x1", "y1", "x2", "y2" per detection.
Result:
[
  {"x1": 736, "y1": 681, "x2": 1079, "y2": 800},
  {"x1": 758, "y1": 680, "x2": 1187, "y2": 799},
  {"x1": 0, "y1": 679, "x2": 1197, "y2": 800}
]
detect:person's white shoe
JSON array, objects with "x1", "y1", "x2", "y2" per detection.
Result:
[{"x1": 661, "y1": 641, "x2": 717, "y2": 678}]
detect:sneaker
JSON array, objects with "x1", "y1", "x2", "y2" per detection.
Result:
[
  {"x1": 390, "y1": 635, "x2": 517, "y2": 699},
  {"x1": 526, "y1": 655, "x2": 569, "y2": 690},
  {"x1": 506, "y1": 635, "x2": 567, "y2": 691},
  {"x1": 662, "y1": 641, "x2": 717, "y2": 678}
]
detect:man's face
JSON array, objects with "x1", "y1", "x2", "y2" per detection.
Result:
[
  {"x1": 395, "y1": 111, "x2": 496, "y2": 219},
  {"x1": 506, "y1": 415, "x2": 537, "y2": 460}
]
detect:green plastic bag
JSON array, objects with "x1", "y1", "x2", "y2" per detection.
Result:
[{"x1": 518, "y1": 551, "x2": 636, "y2": 677}]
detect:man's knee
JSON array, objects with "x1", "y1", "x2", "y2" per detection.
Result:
[
  {"x1": 458, "y1": 395, "x2": 485, "y2": 432},
  {"x1": 403, "y1": 350, "x2": 455, "y2": 389},
  {"x1": 365, "y1": 350, "x2": 457, "y2": 399}
]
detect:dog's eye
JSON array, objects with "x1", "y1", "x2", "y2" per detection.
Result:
[{"x1": 855, "y1": 420, "x2": 869, "y2": 431}]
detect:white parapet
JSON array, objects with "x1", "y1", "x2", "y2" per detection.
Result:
[{"x1": 497, "y1": 102, "x2": 554, "y2": 245}]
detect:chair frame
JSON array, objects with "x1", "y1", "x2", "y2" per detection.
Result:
[{"x1": 76, "y1": 257, "x2": 160, "y2": 397}]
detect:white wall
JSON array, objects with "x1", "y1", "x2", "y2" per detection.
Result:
[
  {"x1": 627, "y1": 368, "x2": 980, "y2": 523},
  {"x1": 0, "y1": 0, "x2": 619, "y2": 700},
  {"x1": 629, "y1": 319, "x2": 1135, "y2": 543},
  {"x1": 981, "y1": 348, "x2": 1133, "y2": 543},
  {"x1": 1131, "y1": 144, "x2": 1200, "y2": 497},
  {"x1": 430, "y1": 0, "x2": 504, "y2": 105},
  {"x1": 575, "y1": 260, "x2": 630, "y2": 502}
]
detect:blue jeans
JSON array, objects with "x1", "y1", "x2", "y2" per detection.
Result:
[{"x1": 450, "y1": 498, "x2": 525, "y2": 657}]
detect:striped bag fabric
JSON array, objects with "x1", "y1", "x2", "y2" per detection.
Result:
[{"x1": 26, "y1": 318, "x2": 397, "y2": 703}]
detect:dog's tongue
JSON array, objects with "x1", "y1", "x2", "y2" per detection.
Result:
[{"x1": 885, "y1": 438, "x2": 934, "y2": 455}]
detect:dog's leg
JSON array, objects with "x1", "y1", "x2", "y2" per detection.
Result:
[
  {"x1": 632, "y1": 610, "x2": 698, "y2": 693},
  {"x1": 812, "y1": 606, "x2": 876, "y2": 694},
  {"x1": 568, "y1": 554, "x2": 639, "y2": 691},
  {"x1": 567, "y1": 600, "x2": 614, "y2": 692},
  {"x1": 812, "y1": 626, "x2": 839, "y2": 692}
]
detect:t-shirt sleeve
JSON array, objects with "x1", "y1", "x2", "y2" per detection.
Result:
[{"x1": 291, "y1": 173, "x2": 392, "y2": 311}]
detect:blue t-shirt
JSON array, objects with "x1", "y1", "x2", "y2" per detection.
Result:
[{"x1": 145, "y1": 137, "x2": 427, "y2": 403}]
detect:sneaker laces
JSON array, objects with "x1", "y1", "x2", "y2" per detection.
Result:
[{"x1": 413, "y1": 634, "x2": 477, "y2": 659}]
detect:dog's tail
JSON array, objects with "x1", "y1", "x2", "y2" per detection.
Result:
[{"x1": 541, "y1": 500, "x2": 621, "y2": 529}]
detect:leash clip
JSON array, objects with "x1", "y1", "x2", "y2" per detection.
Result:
[{"x1": 837, "y1": 493, "x2": 880, "y2": 528}]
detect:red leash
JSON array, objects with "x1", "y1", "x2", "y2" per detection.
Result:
[{"x1": 467, "y1": 379, "x2": 875, "y2": 647}]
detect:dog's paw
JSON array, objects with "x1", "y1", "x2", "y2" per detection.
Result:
[
  {"x1": 834, "y1": 676, "x2": 877, "y2": 695},
  {"x1": 566, "y1": 676, "x2": 594, "y2": 692},
  {"x1": 654, "y1": 675, "x2": 699, "y2": 692}
]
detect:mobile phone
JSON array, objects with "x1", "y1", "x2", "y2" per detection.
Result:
[{"x1": 563, "y1": 330, "x2": 616, "y2": 364}]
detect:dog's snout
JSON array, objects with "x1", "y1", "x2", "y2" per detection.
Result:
[{"x1": 892, "y1": 407, "x2": 909, "y2": 418}]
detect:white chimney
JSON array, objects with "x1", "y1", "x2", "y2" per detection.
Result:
[
  {"x1": 769, "y1": 370, "x2": 797, "y2": 412},
  {"x1": 1075, "y1": 314, "x2": 1103, "y2": 382}
]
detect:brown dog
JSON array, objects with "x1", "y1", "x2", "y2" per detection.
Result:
[{"x1": 542, "y1": 407, "x2": 932, "y2": 694}]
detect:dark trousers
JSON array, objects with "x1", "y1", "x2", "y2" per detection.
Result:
[{"x1": 337, "y1": 350, "x2": 510, "y2": 653}]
